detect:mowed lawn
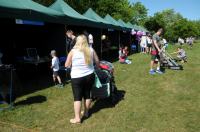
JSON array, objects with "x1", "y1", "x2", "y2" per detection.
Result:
[{"x1": 0, "y1": 42, "x2": 200, "y2": 132}]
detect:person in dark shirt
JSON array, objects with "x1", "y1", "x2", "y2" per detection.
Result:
[
  {"x1": 149, "y1": 28, "x2": 164, "y2": 75},
  {"x1": 66, "y1": 30, "x2": 76, "y2": 54}
]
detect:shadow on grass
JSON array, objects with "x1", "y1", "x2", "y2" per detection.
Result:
[
  {"x1": 160, "y1": 67, "x2": 166, "y2": 73},
  {"x1": 82, "y1": 90, "x2": 125, "y2": 122},
  {"x1": 14, "y1": 95, "x2": 47, "y2": 106}
]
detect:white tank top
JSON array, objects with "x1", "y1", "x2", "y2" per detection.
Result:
[{"x1": 71, "y1": 48, "x2": 94, "y2": 78}]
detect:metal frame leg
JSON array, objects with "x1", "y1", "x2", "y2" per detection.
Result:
[{"x1": 0, "y1": 68, "x2": 13, "y2": 111}]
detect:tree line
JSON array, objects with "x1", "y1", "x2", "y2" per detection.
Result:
[
  {"x1": 34, "y1": 0, "x2": 200, "y2": 42},
  {"x1": 145, "y1": 9, "x2": 200, "y2": 42}
]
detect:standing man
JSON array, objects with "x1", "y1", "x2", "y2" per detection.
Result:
[
  {"x1": 66, "y1": 30, "x2": 76, "y2": 54},
  {"x1": 149, "y1": 28, "x2": 164, "y2": 75}
]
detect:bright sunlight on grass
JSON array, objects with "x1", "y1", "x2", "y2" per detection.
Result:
[{"x1": 0, "y1": 42, "x2": 200, "y2": 132}]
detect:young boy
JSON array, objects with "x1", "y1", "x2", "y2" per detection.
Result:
[
  {"x1": 50, "y1": 50, "x2": 63, "y2": 88},
  {"x1": 171, "y1": 47, "x2": 187, "y2": 63}
]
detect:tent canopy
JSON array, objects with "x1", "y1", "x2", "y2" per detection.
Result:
[
  {"x1": 140, "y1": 26, "x2": 148, "y2": 32},
  {"x1": 132, "y1": 24, "x2": 140, "y2": 31},
  {"x1": 0, "y1": 0, "x2": 136, "y2": 30},
  {"x1": 126, "y1": 22, "x2": 148, "y2": 32},
  {"x1": 83, "y1": 8, "x2": 117, "y2": 29},
  {"x1": 118, "y1": 19, "x2": 131, "y2": 30},
  {"x1": 0, "y1": 0, "x2": 63, "y2": 23},
  {"x1": 126, "y1": 22, "x2": 135, "y2": 29},
  {"x1": 104, "y1": 14, "x2": 127, "y2": 30},
  {"x1": 49, "y1": 0, "x2": 101, "y2": 27}
]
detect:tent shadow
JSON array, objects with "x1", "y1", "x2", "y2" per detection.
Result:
[{"x1": 14, "y1": 95, "x2": 47, "y2": 106}]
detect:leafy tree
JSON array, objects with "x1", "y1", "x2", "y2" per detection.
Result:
[
  {"x1": 172, "y1": 19, "x2": 199, "y2": 39},
  {"x1": 34, "y1": 0, "x2": 148, "y2": 24},
  {"x1": 144, "y1": 16, "x2": 162, "y2": 32},
  {"x1": 33, "y1": 0, "x2": 55, "y2": 6},
  {"x1": 65, "y1": 0, "x2": 136, "y2": 22},
  {"x1": 96, "y1": 0, "x2": 133, "y2": 22},
  {"x1": 64, "y1": 0, "x2": 97, "y2": 14},
  {"x1": 147, "y1": 9, "x2": 183, "y2": 31},
  {"x1": 192, "y1": 20, "x2": 200, "y2": 38},
  {"x1": 34, "y1": 0, "x2": 200, "y2": 41},
  {"x1": 131, "y1": 2, "x2": 148, "y2": 25}
]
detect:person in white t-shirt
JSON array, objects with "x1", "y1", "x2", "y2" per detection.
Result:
[
  {"x1": 65, "y1": 34, "x2": 99, "y2": 124},
  {"x1": 88, "y1": 34, "x2": 93, "y2": 48},
  {"x1": 163, "y1": 38, "x2": 168, "y2": 47},
  {"x1": 51, "y1": 50, "x2": 63, "y2": 87},
  {"x1": 146, "y1": 33, "x2": 152, "y2": 54},
  {"x1": 140, "y1": 35, "x2": 147, "y2": 53}
]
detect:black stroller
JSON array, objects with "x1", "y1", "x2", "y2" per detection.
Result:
[
  {"x1": 160, "y1": 46, "x2": 183, "y2": 70},
  {"x1": 92, "y1": 61, "x2": 121, "y2": 104}
]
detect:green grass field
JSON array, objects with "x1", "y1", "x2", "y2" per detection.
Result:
[{"x1": 0, "y1": 42, "x2": 200, "y2": 132}]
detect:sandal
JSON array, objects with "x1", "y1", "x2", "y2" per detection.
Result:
[{"x1": 70, "y1": 118, "x2": 81, "y2": 124}]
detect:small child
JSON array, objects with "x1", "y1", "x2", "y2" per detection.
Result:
[
  {"x1": 123, "y1": 46, "x2": 129, "y2": 57},
  {"x1": 119, "y1": 46, "x2": 132, "y2": 64},
  {"x1": 171, "y1": 47, "x2": 187, "y2": 63},
  {"x1": 119, "y1": 47, "x2": 126, "y2": 63},
  {"x1": 50, "y1": 50, "x2": 63, "y2": 87},
  {"x1": 163, "y1": 38, "x2": 168, "y2": 49}
]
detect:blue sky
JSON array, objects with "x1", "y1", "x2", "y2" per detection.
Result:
[{"x1": 129, "y1": 0, "x2": 200, "y2": 20}]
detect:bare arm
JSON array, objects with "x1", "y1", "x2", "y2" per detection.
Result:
[
  {"x1": 65, "y1": 51, "x2": 73, "y2": 68},
  {"x1": 51, "y1": 58, "x2": 55, "y2": 69},
  {"x1": 153, "y1": 40, "x2": 161, "y2": 52},
  {"x1": 93, "y1": 50, "x2": 100, "y2": 68},
  {"x1": 170, "y1": 51, "x2": 178, "y2": 54}
]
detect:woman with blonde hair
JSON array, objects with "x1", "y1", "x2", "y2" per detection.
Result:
[{"x1": 65, "y1": 34, "x2": 99, "y2": 124}]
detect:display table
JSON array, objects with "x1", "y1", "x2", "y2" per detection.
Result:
[{"x1": 16, "y1": 57, "x2": 50, "y2": 66}]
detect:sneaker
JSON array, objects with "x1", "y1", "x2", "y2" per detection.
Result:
[
  {"x1": 155, "y1": 70, "x2": 163, "y2": 74},
  {"x1": 57, "y1": 84, "x2": 64, "y2": 88},
  {"x1": 54, "y1": 84, "x2": 59, "y2": 88},
  {"x1": 149, "y1": 69, "x2": 156, "y2": 75}
]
